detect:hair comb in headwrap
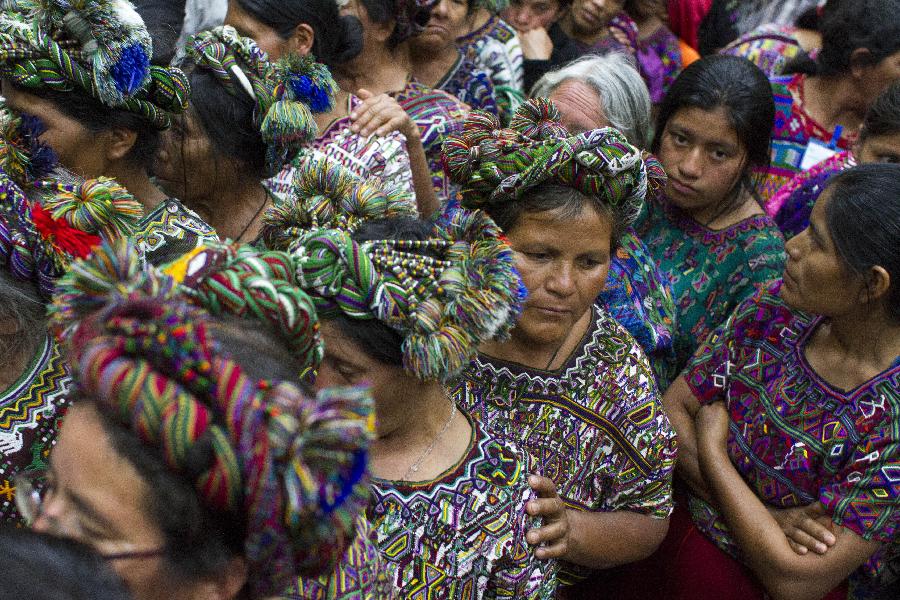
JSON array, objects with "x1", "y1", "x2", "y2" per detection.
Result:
[
  {"x1": 285, "y1": 206, "x2": 526, "y2": 381},
  {"x1": 187, "y1": 26, "x2": 338, "y2": 173},
  {"x1": 261, "y1": 156, "x2": 418, "y2": 251},
  {"x1": 65, "y1": 294, "x2": 374, "y2": 596},
  {"x1": 0, "y1": 0, "x2": 190, "y2": 128},
  {"x1": 442, "y1": 97, "x2": 667, "y2": 227}
]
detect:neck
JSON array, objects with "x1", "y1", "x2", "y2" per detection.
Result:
[
  {"x1": 463, "y1": 8, "x2": 491, "y2": 37},
  {"x1": 186, "y1": 178, "x2": 267, "y2": 242},
  {"x1": 410, "y1": 43, "x2": 459, "y2": 88},
  {"x1": 827, "y1": 308, "x2": 900, "y2": 369},
  {"x1": 336, "y1": 43, "x2": 411, "y2": 95},
  {"x1": 105, "y1": 163, "x2": 167, "y2": 213},
  {"x1": 376, "y1": 380, "x2": 451, "y2": 447},
  {"x1": 804, "y1": 74, "x2": 867, "y2": 133},
  {"x1": 480, "y1": 305, "x2": 593, "y2": 369},
  {"x1": 315, "y1": 89, "x2": 351, "y2": 131}
]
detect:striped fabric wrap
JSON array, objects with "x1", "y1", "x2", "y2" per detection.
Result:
[
  {"x1": 53, "y1": 239, "x2": 375, "y2": 596},
  {"x1": 0, "y1": 0, "x2": 189, "y2": 129},
  {"x1": 286, "y1": 206, "x2": 526, "y2": 381},
  {"x1": 187, "y1": 26, "x2": 337, "y2": 173},
  {"x1": 261, "y1": 156, "x2": 418, "y2": 251},
  {"x1": 442, "y1": 98, "x2": 667, "y2": 226}
]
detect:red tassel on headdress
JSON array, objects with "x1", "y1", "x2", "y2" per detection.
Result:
[{"x1": 32, "y1": 203, "x2": 101, "y2": 258}]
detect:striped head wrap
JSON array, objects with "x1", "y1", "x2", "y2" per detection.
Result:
[
  {"x1": 0, "y1": 163, "x2": 142, "y2": 298},
  {"x1": 0, "y1": 0, "x2": 190, "y2": 129},
  {"x1": 285, "y1": 207, "x2": 526, "y2": 381},
  {"x1": 442, "y1": 98, "x2": 667, "y2": 227},
  {"x1": 187, "y1": 26, "x2": 337, "y2": 173},
  {"x1": 261, "y1": 156, "x2": 418, "y2": 251},
  {"x1": 63, "y1": 290, "x2": 374, "y2": 596}
]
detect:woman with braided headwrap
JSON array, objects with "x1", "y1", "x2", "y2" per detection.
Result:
[
  {"x1": 0, "y1": 155, "x2": 142, "y2": 524},
  {"x1": 442, "y1": 97, "x2": 677, "y2": 593},
  {"x1": 37, "y1": 239, "x2": 377, "y2": 600},
  {"x1": 276, "y1": 207, "x2": 558, "y2": 597}
]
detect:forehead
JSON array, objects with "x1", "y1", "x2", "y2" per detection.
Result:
[
  {"x1": 666, "y1": 105, "x2": 740, "y2": 147},
  {"x1": 508, "y1": 203, "x2": 613, "y2": 248}
]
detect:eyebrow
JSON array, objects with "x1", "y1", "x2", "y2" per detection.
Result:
[{"x1": 63, "y1": 481, "x2": 121, "y2": 537}]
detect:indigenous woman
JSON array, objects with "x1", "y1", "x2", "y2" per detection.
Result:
[
  {"x1": 0, "y1": 1, "x2": 195, "y2": 252},
  {"x1": 151, "y1": 26, "x2": 336, "y2": 259},
  {"x1": 41, "y1": 240, "x2": 376, "y2": 600},
  {"x1": 264, "y1": 202, "x2": 557, "y2": 596},
  {"x1": 0, "y1": 148, "x2": 142, "y2": 523},
  {"x1": 768, "y1": 82, "x2": 900, "y2": 238},
  {"x1": 758, "y1": 0, "x2": 900, "y2": 202},
  {"x1": 224, "y1": 0, "x2": 427, "y2": 210},
  {"x1": 456, "y1": 0, "x2": 525, "y2": 118},
  {"x1": 410, "y1": 0, "x2": 500, "y2": 117},
  {"x1": 636, "y1": 55, "x2": 785, "y2": 373},
  {"x1": 443, "y1": 98, "x2": 677, "y2": 591},
  {"x1": 659, "y1": 163, "x2": 900, "y2": 600},
  {"x1": 625, "y1": 0, "x2": 687, "y2": 104}
]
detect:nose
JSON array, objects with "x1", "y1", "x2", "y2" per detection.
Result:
[
  {"x1": 784, "y1": 231, "x2": 803, "y2": 261},
  {"x1": 545, "y1": 262, "x2": 577, "y2": 297},
  {"x1": 433, "y1": 0, "x2": 449, "y2": 17},
  {"x1": 677, "y1": 147, "x2": 703, "y2": 180}
]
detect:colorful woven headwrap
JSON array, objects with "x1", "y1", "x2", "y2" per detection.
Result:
[
  {"x1": 62, "y1": 291, "x2": 373, "y2": 596},
  {"x1": 187, "y1": 26, "x2": 337, "y2": 173},
  {"x1": 442, "y1": 98, "x2": 667, "y2": 227},
  {"x1": 261, "y1": 156, "x2": 418, "y2": 251},
  {"x1": 0, "y1": 161, "x2": 142, "y2": 298},
  {"x1": 0, "y1": 0, "x2": 190, "y2": 129},
  {"x1": 285, "y1": 207, "x2": 526, "y2": 381}
]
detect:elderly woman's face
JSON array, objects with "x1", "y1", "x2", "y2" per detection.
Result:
[{"x1": 548, "y1": 79, "x2": 608, "y2": 133}]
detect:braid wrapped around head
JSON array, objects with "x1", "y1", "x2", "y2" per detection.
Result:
[
  {"x1": 442, "y1": 97, "x2": 667, "y2": 227},
  {"x1": 188, "y1": 26, "x2": 337, "y2": 173},
  {"x1": 287, "y1": 207, "x2": 525, "y2": 381},
  {"x1": 261, "y1": 156, "x2": 418, "y2": 251},
  {"x1": 66, "y1": 294, "x2": 374, "y2": 595},
  {"x1": 0, "y1": 0, "x2": 190, "y2": 128},
  {"x1": 0, "y1": 166, "x2": 142, "y2": 299}
]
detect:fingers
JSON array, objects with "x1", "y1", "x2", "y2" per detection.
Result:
[
  {"x1": 349, "y1": 94, "x2": 410, "y2": 137},
  {"x1": 788, "y1": 538, "x2": 810, "y2": 556},
  {"x1": 528, "y1": 522, "x2": 570, "y2": 559},
  {"x1": 356, "y1": 88, "x2": 373, "y2": 100},
  {"x1": 784, "y1": 526, "x2": 830, "y2": 555},
  {"x1": 526, "y1": 496, "x2": 565, "y2": 519},
  {"x1": 528, "y1": 474, "x2": 559, "y2": 498}
]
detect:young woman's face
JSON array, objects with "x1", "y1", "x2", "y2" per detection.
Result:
[
  {"x1": 414, "y1": 0, "x2": 469, "y2": 50},
  {"x1": 154, "y1": 110, "x2": 220, "y2": 204},
  {"x1": 223, "y1": 0, "x2": 289, "y2": 59},
  {"x1": 782, "y1": 189, "x2": 864, "y2": 317},
  {"x1": 857, "y1": 130, "x2": 900, "y2": 164},
  {"x1": 1, "y1": 83, "x2": 107, "y2": 180},
  {"x1": 503, "y1": 0, "x2": 562, "y2": 32},
  {"x1": 506, "y1": 202, "x2": 613, "y2": 348},
  {"x1": 568, "y1": 0, "x2": 625, "y2": 36},
  {"x1": 656, "y1": 105, "x2": 748, "y2": 218}
]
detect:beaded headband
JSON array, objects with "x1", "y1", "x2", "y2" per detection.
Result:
[
  {"x1": 286, "y1": 207, "x2": 526, "y2": 381},
  {"x1": 442, "y1": 98, "x2": 667, "y2": 226},
  {"x1": 187, "y1": 26, "x2": 338, "y2": 173},
  {"x1": 261, "y1": 156, "x2": 418, "y2": 251},
  {"x1": 0, "y1": 0, "x2": 189, "y2": 129},
  {"x1": 65, "y1": 294, "x2": 374, "y2": 596}
]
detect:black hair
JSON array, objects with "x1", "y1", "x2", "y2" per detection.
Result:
[
  {"x1": 860, "y1": 82, "x2": 900, "y2": 144},
  {"x1": 20, "y1": 85, "x2": 160, "y2": 171},
  {"x1": 329, "y1": 217, "x2": 435, "y2": 367},
  {"x1": 0, "y1": 527, "x2": 132, "y2": 600},
  {"x1": 360, "y1": 0, "x2": 431, "y2": 51},
  {"x1": 823, "y1": 163, "x2": 900, "y2": 322},
  {"x1": 484, "y1": 184, "x2": 623, "y2": 250},
  {"x1": 786, "y1": 0, "x2": 900, "y2": 77},
  {"x1": 652, "y1": 55, "x2": 774, "y2": 219},
  {"x1": 235, "y1": 0, "x2": 363, "y2": 67}
]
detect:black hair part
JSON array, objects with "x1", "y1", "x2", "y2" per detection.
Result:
[
  {"x1": 0, "y1": 527, "x2": 133, "y2": 600},
  {"x1": 786, "y1": 0, "x2": 900, "y2": 77},
  {"x1": 824, "y1": 163, "x2": 900, "y2": 322},
  {"x1": 234, "y1": 0, "x2": 363, "y2": 67},
  {"x1": 330, "y1": 216, "x2": 436, "y2": 367},
  {"x1": 22, "y1": 85, "x2": 160, "y2": 171},
  {"x1": 652, "y1": 55, "x2": 774, "y2": 218},
  {"x1": 860, "y1": 82, "x2": 900, "y2": 144},
  {"x1": 484, "y1": 184, "x2": 623, "y2": 250}
]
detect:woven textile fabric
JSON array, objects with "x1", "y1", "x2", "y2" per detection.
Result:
[
  {"x1": 438, "y1": 53, "x2": 499, "y2": 117},
  {"x1": 635, "y1": 191, "x2": 785, "y2": 374},
  {"x1": 0, "y1": 336, "x2": 71, "y2": 523},
  {"x1": 635, "y1": 25, "x2": 684, "y2": 104},
  {"x1": 451, "y1": 306, "x2": 676, "y2": 585},
  {"x1": 722, "y1": 24, "x2": 807, "y2": 78},
  {"x1": 132, "y1": 198, "x2": 219, "y2": 266},
  {"x1": 684, "y1": 282, "x2": 900, "y2": 598},
  {"x1": 457, "y1": 15, "x2": 524, "y2": 121},
  {"x1": 369, "y1": 416, "x2": 558, "y2": 598}
]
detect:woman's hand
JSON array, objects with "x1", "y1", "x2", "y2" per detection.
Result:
[
  {"x1": 695, "y1": 402, "x2": 730, "y2": 452},
  {"x1": 769, "y1": 503, "x2": 837, "y2": 556},
  {"x1": 518, "y1": 28, "x2": 554, "y2": 61},
  {"x1": 525, "y1": 475, "x2": 570, "y2": 560},
  {"x1": 349, "y1": 89, "x2": 419, "y2": 140}
]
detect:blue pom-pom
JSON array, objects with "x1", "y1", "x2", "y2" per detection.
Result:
[
  {"x1": 290, "y1": 74, "x2": 331, "y2": 113},
  {"x1": 18, "y1": 114, "x2": 59, "y2": 179},
  {"x1": 110, "y1": 44, "x2": 150, "y2": 95}
]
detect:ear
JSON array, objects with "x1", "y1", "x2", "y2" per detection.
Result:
[
  {"x1": 860, "y1": 265, "x2": 892, "y2": 307},
  {"x1": 848, "y1": 48, "x2": 877, "y2": 80},
  {"x1": 285, "y1": 23, "x2": 315, "y2": 56},
  {"x1": 103, "y1": 127, "x2": 139, "y2": 163}
]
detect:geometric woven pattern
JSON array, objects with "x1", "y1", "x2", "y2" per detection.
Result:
[
  {"x1": 437, "y1": 54, "x2": 498, "y2": 118},
  {"x1": 457, "y1": 15, "x2": 523, "y2": 121},
  {"x1": 130, "y1": 198, "x2": 219, "y2": 267}
]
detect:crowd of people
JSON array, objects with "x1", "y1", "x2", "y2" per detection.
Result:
[{"x1": 0, "y1": 0, "x2": 898, "y2": 599}]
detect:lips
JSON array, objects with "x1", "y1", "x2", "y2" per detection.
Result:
[
  {"x1": 668, "y1": 177, "x2": 696, "y2": 196},
  {"x1": 532, "y1": 305, "x2": 573, "y2": 317}
]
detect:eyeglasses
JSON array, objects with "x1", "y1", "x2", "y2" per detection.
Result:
[{"x1": 13, "y1": 471, "x2": 167, "y2": 562}]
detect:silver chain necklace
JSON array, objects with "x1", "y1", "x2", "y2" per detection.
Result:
[{"x1": 402, "y1": 401, "x2": 457, "y2": 481}]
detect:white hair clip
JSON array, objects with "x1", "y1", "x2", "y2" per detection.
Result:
[{"x1": 229, "y1": 64, "x2": 257, "y2": 101}]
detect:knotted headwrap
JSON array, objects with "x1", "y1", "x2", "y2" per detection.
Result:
[
  {"x1": 261, "y1": 156, "x2": 418, "y2": 251},
  {"x1": 0, "y1": 0, "x2": 190, "y2": 129},
  {"x1": 286, "y1": 206, "x2": 526, "y2": 381},
  {"x1": 187, "y1": 26, "x2": 337, "y2": 173},
  {"x1": 0, "y1": 162, "x2": 142, "y2": 298},
  {"x1": 65, "y1": 296, "x2": 373, "y2": 595},
  {"x1": 442, "y1": 98, "x2": 667, "y2": 227}
]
